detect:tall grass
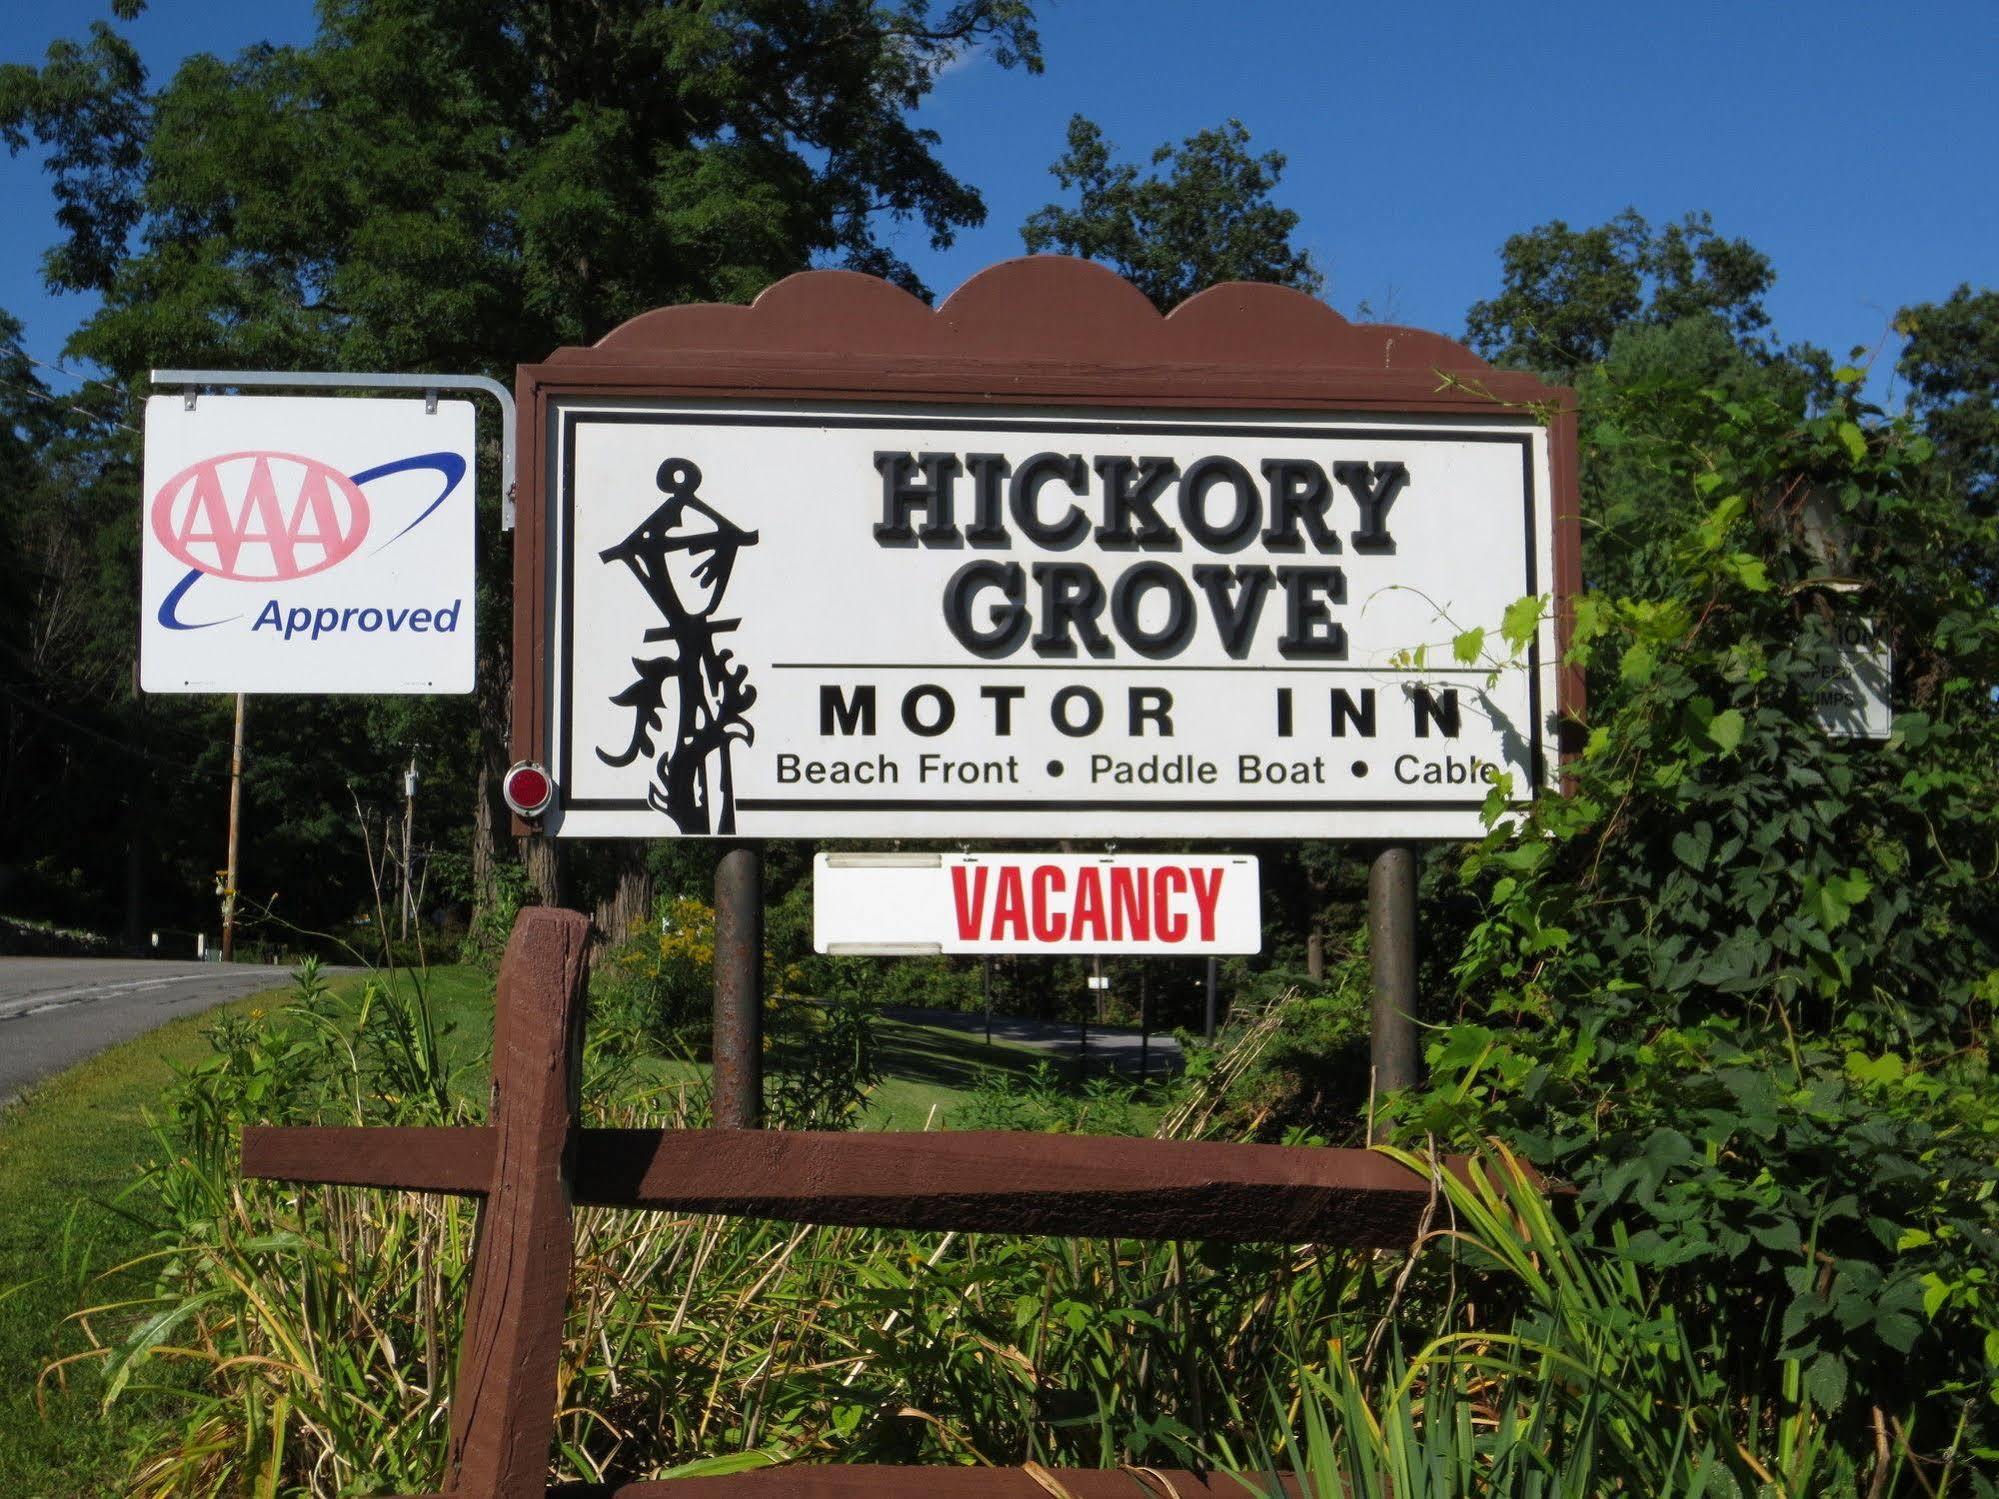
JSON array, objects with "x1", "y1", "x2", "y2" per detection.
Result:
[
  {"x1": 1222, "y1": 1145, "x2": 1956, "y2": 1498},
  {"x1": 54, "y1": 967, "x2": 1398, "y2": 1493},
  {"x1": 50, "y1": 969, "x2": 1952, "y2": 1495}
]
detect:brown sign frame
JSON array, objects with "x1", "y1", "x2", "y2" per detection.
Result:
[{"x1": 509, "y1": 256, "x2": 1581, "y2": 832}]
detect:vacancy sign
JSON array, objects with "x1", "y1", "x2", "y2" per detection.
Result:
[
  {"x1": 813, "y1": 852, "x2": 1261, "y2": 955},
  {"x1": 141, "y1": 395, "x2": 475, "y2": 693}
]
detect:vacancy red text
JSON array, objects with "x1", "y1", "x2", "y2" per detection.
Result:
[{"x1": 951, "y1": 863, "x2": 1226, "y2": 945}]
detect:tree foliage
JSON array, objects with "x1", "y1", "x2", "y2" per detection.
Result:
[
  {"x1": 1897, "y1": 283, "x2": 1999, "y2": 514},
  {"x1": 0, "y1": 0, "x2": 1043, "y2": 942},
  {"x1": 1465, "y1": 209, "x2": 1785, "y2": 380},
  {"x1": 1021, "y1": 114, "x2": 1321, "y2": 312},
  {"x1": 1396, "y1": 372, "x2": 1999, "y2": 1483}
]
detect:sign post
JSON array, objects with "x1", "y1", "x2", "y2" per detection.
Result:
[
  {"x1": 222, "y1": 693, "x2": 245, "y2": 962},
  {"x1": 1368, "y1": 844, "x2": 1420, "y2": 1139},
  {"x1": 712, "y1": 842, "x2": 763, "y2": 1128}
]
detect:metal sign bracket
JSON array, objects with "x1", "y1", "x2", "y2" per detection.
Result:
[{"x1": 150, "y1": 367, "x2": 518, "y2": 530}]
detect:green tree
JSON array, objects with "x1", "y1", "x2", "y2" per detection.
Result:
[
  {"x1": 1465, "y1": 208, "x2": 1780, "y2": 379},
  {"x1": 1574, "y1": 313, "x2": 1824, "y2": 599},
  {"x1": 0, "y1": 307, "x2": 172, "y2": 940},
  {"x1": 1400, "y1": 373, "x2": 1999, "y2": 1488},
  {"x1": 1896, "y1": 283, "x2": 1999, "y2": 513},
  {"x1": 0, "y1": 0, "x2": 1044, "y2": 940},
  {"x1": 1021, "y1": 114, "x2": 1322, "y2": 312}
]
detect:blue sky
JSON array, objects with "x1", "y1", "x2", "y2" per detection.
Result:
[{"x1": 3, "y1": 0, "x2": 1993, "y2": 404}]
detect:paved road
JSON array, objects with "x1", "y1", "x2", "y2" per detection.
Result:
[
  {"x1": 883, "y1": 1004, "x2": 1185, "y2": 1077},
  {"x1": 0, "y1": 958, "x2": 299, "y2": 1106}
]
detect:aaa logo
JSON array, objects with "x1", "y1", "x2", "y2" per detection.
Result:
[
  {"x1": 151, "y1": 449, "x2": 466, "y2": 631},
  {"x1": 151, "y1": 452, "x2": 371, "y2": 582}
]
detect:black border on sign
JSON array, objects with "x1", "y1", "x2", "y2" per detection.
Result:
[{"x1": 556, "y1": 407, "x2": 1543, "y2": 819}]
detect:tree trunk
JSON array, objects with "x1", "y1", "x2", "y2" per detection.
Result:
[
  {"x1": 594, "y1": 844, "x2": 653, "y2": 950},
  {"x1": 468, "y1": 645, "x2": 513, "y2": 923},
  {"x1": 523, "y1": 834, "x2": 565, "y2": 908},
  {"x1": 472, "y1": 757, "x2": 504, "y2": 901}
]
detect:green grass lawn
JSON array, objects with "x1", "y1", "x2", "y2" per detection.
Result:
[
  {"x1": 861, "y1": 1011, "x2": 1073, "y2": 1129},
  {"x1": 0, "y1": 961, "x2": 1106, "y2": 1493},
  {"x1": 0, "y1": 973, "x2": 301, "y2": 1497},
  {"x1": 0, "y1": 964, "x2": 493, "y2": 1496}
]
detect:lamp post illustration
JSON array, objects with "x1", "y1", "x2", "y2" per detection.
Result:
[{"x1": 597, "y1": 458, "x2": 760, "y2": 834}]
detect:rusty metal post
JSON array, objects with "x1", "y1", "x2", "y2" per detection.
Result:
[
  {"x1": 712, "y1": 841, "x2": 763, "y2": 1128},
  {"x1": 1368, "y1": 845, "x2": 1419, "y2": 1136}
]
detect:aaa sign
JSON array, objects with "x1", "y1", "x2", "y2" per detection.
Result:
[
  {"x1": 141, "y1": 395, "x2": 475, "y2": 693},
  {"x1": 812, "y1": 852, "x2": 1260, "y2": 955}
]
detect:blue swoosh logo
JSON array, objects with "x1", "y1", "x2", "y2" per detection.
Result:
[
  {"x1": 158, "y1": 568, "x2": 236, "y2": 630},
  {"x1": 352, "y1": 451, "x2": 468, "y2": 549}
]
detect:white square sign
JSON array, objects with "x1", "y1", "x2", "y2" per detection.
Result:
[
  {"x1": 140, "y1": 394, "x2": 476, "y2": 693},
  {"x1": 1809, "y1": 618, "x2": 1893, "y2": 739}
]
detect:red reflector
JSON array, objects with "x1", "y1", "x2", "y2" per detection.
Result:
[{"x1": 503, "y1": 762, "x2": 554, "y2": 818}]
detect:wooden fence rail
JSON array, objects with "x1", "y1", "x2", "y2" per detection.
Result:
[{"x1": 243, "y1": 907, "x2": 1445, "y2": 1497}]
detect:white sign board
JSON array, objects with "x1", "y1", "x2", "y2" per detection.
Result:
[
  {"x1": 546, "y1": 401, "x2": 1559, "y2": 837},
  {"x1": 1810, "y1": 618, "x2": 1892, "y2": 739},
  {"x1": 141, "y1": 395, "x2": 475, "y2": 693},
  {"x1": 813, "y1": 852, "x2": 1261, "y2": 955}
]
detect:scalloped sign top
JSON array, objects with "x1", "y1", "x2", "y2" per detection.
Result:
[{"x1": 554, "y1": 255, "x2": 1496, "y2": 376}]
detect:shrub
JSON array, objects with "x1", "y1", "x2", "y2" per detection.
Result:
[{"x1": 1389, "y1": 374, "x2": 1999, "y2": 1487}]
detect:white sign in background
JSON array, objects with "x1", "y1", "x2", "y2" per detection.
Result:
[
  {"x1": 1809, "y1": 617, "x2": 1893, "y2": 739},
  {"x1": 548, "y1": 401, "x2": 1560, "y2": 838},
  {"x1": 141, "y1": 395, "x2": 476, "y2": 693},
  {"x1": 813, "y1": 853, "x2": 1262, "y2": 955}
]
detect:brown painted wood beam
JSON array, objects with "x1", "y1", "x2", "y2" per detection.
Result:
[
  {"x1": 392, "y1": 1467, "x2": 1297, "y2": 1497},
  {"x1": 573, "y1": 1129, "x2": 1444, "y2": 1247},
  {"x1": 241, "y1": 1125, "x2": 493, "y2": 1193},
  {"x1": 243, "y1": 1123, "x2": 1452, "y2": 1247}
]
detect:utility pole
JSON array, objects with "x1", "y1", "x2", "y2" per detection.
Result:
[
  {"x1": 402, "y1": 757, "x2": 419, "y2": 942},
  {"x1": 221, "y1": 693, "x2": 245, "y2": 962}
]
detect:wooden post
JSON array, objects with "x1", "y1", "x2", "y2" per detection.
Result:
[
  {"x1": 712, "y1": 842, "x2": 763, "y2": 1129},
  {"x1": 221, "y1": 693, "x2": 245, "y2": 962},
  {"x1": 1368, "y1": 844, "x2": 1419, "y2": 1141},
  {"x1": 446, "y1": 906, "x2": 591, "y2": 1497},
  {"x1": 401, "y1": 757, "x2": 418, "y2": 942}
]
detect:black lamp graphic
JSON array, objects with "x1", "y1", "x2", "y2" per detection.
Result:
[{"x1": 598, "y1": 458, "x2": 760, "y2": 834}]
